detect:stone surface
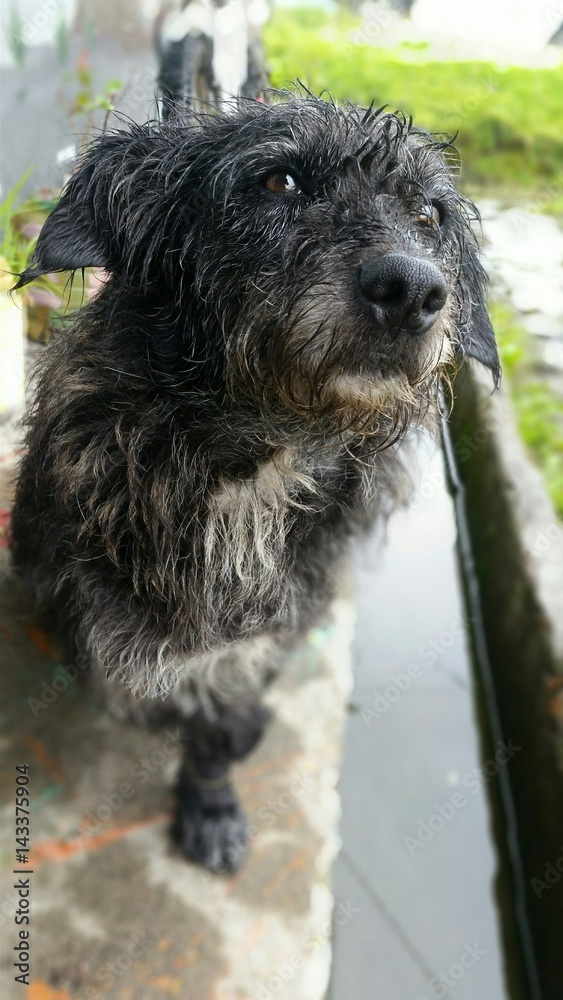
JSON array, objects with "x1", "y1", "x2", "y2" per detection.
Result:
[{"x1": 479, "y1": 200, "x2": 563, "y2": 397}]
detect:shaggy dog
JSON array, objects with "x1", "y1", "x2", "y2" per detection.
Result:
[{"x1": 12, "y1": 93, "x2": 499, "y2": 872}]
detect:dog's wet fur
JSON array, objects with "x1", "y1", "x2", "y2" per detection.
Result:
[{"x1": 12, "y1": 93, "x2": 499, "y2": 872}]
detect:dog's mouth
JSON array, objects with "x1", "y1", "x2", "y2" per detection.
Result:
[
  {"x1": 228, "y1": 284, "x2": 454, "y2": 438},
  {"x1": 330, "y1": 334, "x2": 452, "y2": 402},
  {"x1": 292, "y1": 300, "x2": 451, "y2": 389},
  {"x1": 263, "y1": 327, "x2": 452, "y2": 441},
  {"x1": 317, "y1": 333, "x2": 451, "y2": 419}
]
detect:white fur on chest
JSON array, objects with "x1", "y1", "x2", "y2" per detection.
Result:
[{"x1": 202, "y1": 448, "x2": 320, "y2": 621}]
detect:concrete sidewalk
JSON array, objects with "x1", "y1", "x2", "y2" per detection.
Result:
[{"x1": 0, "y1": 415, "x2": 354, "y2": 1000}]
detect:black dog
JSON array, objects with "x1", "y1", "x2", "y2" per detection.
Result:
[{"x1": 12, "y1": 93, "x2": 499, "y2": 873}]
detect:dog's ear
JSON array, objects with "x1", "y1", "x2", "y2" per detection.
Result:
[
  {"x1": 458, "y1": 291, "x2": 501, "y2": 388},
  {"x1": 456, "y1": 246, "x2": 501, "y2": 389},
  {"x1": 15, "y1": 155, "x2": 118, "y2": 288},
  {"x1": 24, "y1": 180, "x2": 111, "y2": 276},
  {"x1": 15, "y1": 131, "x2": 163, "y2": 288}
]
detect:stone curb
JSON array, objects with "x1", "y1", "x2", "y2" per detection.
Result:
[{"x1": 449, "y1": 360, "x2": 563, "y2": 998}]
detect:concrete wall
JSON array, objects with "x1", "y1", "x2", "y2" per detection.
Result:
[{"x1": 450, "y1": 360, "x2": 563, "y2": 999}]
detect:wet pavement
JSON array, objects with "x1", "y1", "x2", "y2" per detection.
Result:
[{"x1": 329, "y1": 436, "x2": 530, "y2": 1000}]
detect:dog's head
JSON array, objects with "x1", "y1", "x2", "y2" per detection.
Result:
[{"x1": 18, "y1": 93, "x2": 499, "y2": 438}]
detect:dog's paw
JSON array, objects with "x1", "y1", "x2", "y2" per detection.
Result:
[{"x1": 174, "y1": 778, "x2": 248, "y2": 874}]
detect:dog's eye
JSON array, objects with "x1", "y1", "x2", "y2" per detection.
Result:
[
  {"x1": 263, "y1": 171, "x2": 302, "y2": 195},
  {"x1": 415, "y1": 202, "x2": 443, "y2": 228}
]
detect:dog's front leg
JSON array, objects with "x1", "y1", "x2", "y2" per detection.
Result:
[{"x1": 175, "y1": 699, "x2": 270, "y2": 873}]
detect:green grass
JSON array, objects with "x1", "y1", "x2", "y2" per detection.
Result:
[
  {"x1": 264, "y1": 8, "x2": 563, "y2": 189},
  {"x1": 491, "y1": 302, "x2": 563, "y2": 517}
]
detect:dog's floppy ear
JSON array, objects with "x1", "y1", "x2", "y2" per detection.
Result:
[
  {"x1": 15, "y1": 156, "x2": 118, "y2": 288},
  {"x1": 456, "y1": 243, "x2": 501, "y2": 389},
  {"x1": 458, "y1": 291, "x2": 501, "y2": 389},
  {"x1": 15, "y1": 130, "x2": 158, "y2": 288},
  {"x1": 19, "y1": 179, "x2": 110, "y2": 280}
]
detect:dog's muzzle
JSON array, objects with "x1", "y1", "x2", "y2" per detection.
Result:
[{"x1": 358, "y1": 252, "x2": 447, "y2": 337}]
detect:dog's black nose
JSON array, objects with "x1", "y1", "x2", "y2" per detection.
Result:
[{"x1": 358, "y1": 253, "x2": 447, "y2": 335}]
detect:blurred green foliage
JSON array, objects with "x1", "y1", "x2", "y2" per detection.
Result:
[
  {"x1": 7, "y1": 3, "x2": 25, "y2": 66},
  {"x1": 64, "y1": 53, "x2": 122, "y2": 136},
  {"x1": 264, "y1": 8, "x2": 563, "y2": 191},
  {"x1": 492, "y1": 302, "x2": 563, "y2": 517},
  {"x1": 0, "y1": 170, "x2": 35, "y2": 277}
]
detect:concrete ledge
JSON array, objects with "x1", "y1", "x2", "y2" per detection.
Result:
[{"x1": 450, "y1": 360, "x2": 563, "y2": 997}]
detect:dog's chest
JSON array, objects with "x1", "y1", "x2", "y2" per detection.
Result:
[
  {"x1": 201, "y1": 447, "x2": 368, "y2": 628},
  {"x1": 206, "y1": 447, "x2": 351, "y2": 553}
]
